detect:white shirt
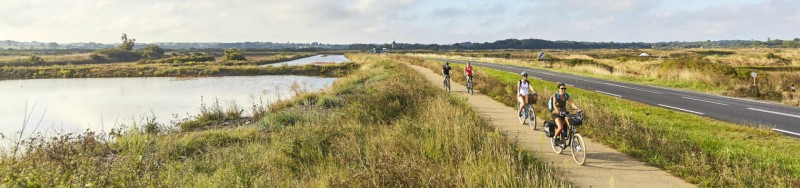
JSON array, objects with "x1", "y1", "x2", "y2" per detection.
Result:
[{"x1": 519, "y1": 80, "x2": 530, "y2": 95}]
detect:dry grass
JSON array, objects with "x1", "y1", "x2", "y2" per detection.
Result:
[
  {"x1": 0, "y1": 54, "x2": 566, "y2": 187},
  {"x1": 410, "y1": 48, "x2": 800, "y2": 106},
  {"x1": 405, "y1": 55, "x2": 800, "y2": 187}
]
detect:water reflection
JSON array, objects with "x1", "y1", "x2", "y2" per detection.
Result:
[
  {"x1": 262, "y1": 54, "x2": 350, "y2": 66},
  {"x1": 0, "y1": 75, "x2": 336, "y2": 138}
]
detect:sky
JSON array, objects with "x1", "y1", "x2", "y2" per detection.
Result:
[{"x1": 1, "y1": 0, "x2": 797, "y2": 44}]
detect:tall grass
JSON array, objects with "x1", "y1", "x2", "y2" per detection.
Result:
[
  {"x1": 403, "y1": 55, "x2": 800, "y2": 187},
  {"x1": 1, "y1": 54, "x2": 566, "y2": 187}
]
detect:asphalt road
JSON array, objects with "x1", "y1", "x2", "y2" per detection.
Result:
[{"x1": 429, "y1": 58, "x2": 800, "y2": 136}]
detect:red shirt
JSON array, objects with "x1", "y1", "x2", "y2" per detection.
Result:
[{"x1": 465, "y1": 66, "x2": 473, "y2": 76}]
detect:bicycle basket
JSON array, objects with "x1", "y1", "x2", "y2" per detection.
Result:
[
  {"x1": 567, "y1": 114, "x2": 583, "y2": 126},
  {"x1": 527, "y1": 93, "x2": 538, "y2": 104}
]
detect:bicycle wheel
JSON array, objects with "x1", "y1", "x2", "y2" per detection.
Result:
[
  {"x1": 550, "y1": 136, "x2": 563, "y2": 154},
  {"x1": 528, "y1": 107, "x2": 537, "y2": 130},
  {"x1": 445, "y1": 80, "x2": 451, "y2": 92},
  {"x1": 468, "y1": 82, "x2": 473, "y2": 95},
  {"x1": 571, "y1": 134, "x2": 587, "y2": 165}
]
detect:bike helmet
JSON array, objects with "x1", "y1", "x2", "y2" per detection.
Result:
[
  {"x1": 557, "y1": 82, "x2": 566, "y2": 88},
  {"x1": 521, "y1": 71, "x2": 528, "y2": 76}
]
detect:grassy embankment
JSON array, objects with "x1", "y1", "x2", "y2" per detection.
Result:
[
  {"x1": 412, "y1": 49, "x2": 800, "y2": 106},
  {"x1": 400, "y1": 55, "x2": 800, "y2": 187},
  {"x1": 0, "y1": 54, "x2": 356, "y2": 80},
  {"x1": 0, "y1": 48, "x2": 315, "y2": 67},
  {"x1": 1, "y1": 54, "x2": 565, "y2": 187}
]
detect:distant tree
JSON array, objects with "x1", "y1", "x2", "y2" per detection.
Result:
[
  {"x1": 141, "y1": 45, "x2": 165, "y2": 59},
  {"x1": 48, "y1": 42, "x2": 59, "y2": 49},
  {"x1": 223, "y1": 48, "x2": 246, "y2": 61},
  {"x1": 119, "y1": 33, "x2": 136, "y2": 51}
]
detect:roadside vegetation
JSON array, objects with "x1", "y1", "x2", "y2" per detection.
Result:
[
  {"x1": 1, "y1": 54, "x2": 565, "y2": 187},
  {"x1": 400, "y1": 55, "x2": 800, "y2": 187},
  {"x1": 410, "y1": 48, "x2": 800, "y2": 106}
]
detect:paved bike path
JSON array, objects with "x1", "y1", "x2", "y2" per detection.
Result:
[{"x1": 409, "y1": 64, "x2": 694, "y2": 188}]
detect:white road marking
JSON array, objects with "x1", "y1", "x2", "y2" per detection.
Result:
[
  {"x1": 773, "y1": 128, "x2": 800, "y2": 136},
  {"x1": 626, "y1": 87, "x2": 664, "y2": 94},
  {"x1": 596, "y1": 90, "x2": 622, "y2": 98},
  {"x1": 747, "y1": 108, "x2": 800, "y2": 119},
  {"x1": 657, "y1": 104, "x2": 704, "y2": 115},
  {"x1": 682, "y1": 97, "x2": 729, "y2": 106}
]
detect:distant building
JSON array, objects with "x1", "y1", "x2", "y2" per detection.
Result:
[{"x1": 639, "y1": 53, "x2": 650, "y2": 57}]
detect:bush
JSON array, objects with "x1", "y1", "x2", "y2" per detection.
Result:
[
  {"x1": 561, "y1": 58, "x2": 615, "y2": 72},
  {"x1": 28, "y1": 55, "x2": 45, "y2": 65},
  {"x1": 141, "y1": 45, "x2": 165, "y2": 59},
  {"x1": 93, "y1": 48, "x2": 143, "y2": 62},
  {"x1": 223, "y1": 48, "x2": 246, "y2": 61}
]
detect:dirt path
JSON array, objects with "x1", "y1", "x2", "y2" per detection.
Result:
[{"x1": 409, "y1": 64, "x2": 694, "y2": 188}]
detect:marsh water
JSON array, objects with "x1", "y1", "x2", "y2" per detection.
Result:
[
  {"x1": 261, "y1": 54, "x2": 350, "y2": 66},
  {"x1": 0, "y1": 75, "x2": 337, "y2": 141}
]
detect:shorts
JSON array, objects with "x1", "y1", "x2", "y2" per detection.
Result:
[{"x1": 552, "y1": 113, "x2": 567, "y2": 119}]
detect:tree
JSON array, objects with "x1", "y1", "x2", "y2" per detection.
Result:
[
  {"x1": 119, "y1": 33, "x2": 136, "y2": 51},
  {"x1": 223, "y1": 48, "x2": 246, "y2": 61},
  {"x1": 142, "y1": 45, "x2": 165, "y2": 59}
]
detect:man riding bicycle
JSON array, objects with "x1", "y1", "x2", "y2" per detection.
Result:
[
  {"x1": 550, "y1": 83, "x2": 580, "y2": 144},
  {"x1": 442, "y1": 62, "x2": 452, "y2": 85},
  {"x1": 517, "y1": 71, "x2": 536, "y2": 116}
]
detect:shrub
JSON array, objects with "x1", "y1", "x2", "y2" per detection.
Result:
[
  {"x1": 223, "y1": 48, "x2": 246, "y2": 61},
  {"x1": 141, "y1": 45, "x2": 165, "y2": 59},
  {"x1": 93, "y1": 48, "x2": 143, "y2": 62},
  {"x1": 561, "y1": 58, "x2": 614, "y2": 72},
  {"x1": 28, "y1": 55, "x2": 45, "y2": 65}
]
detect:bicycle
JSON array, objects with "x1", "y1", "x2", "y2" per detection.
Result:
[
  {"x1": 544, "y1": 111, "x2": 586, "y2": 165},
  {"x1": 443, "y1": 75, "x2": 451, "y2": 93},
  {"x1": 517, "y1": 93, "x2": 537, "y2": 129},
  {"x1": 466, "y1": 76, "x2": 474, "y2": 95}
]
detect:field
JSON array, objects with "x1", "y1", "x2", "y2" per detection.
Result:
[
  {"x1": 409, "y1": 48, "x2": 800, "y2": 106},
  {"x1": 0, "y1": 54, "x2": 565, "y2": 187},
  {"x1": 399, "y1": 55, "x2": 800, "y2": 187}
]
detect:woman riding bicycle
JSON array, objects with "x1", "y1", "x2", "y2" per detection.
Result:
[
  {"x1": 517, "y1": 71, "x2": 536, "y2": 116},
  {"x1": 464, "y1": 62, "x2": 474, "y2": 83},
  {"x1": 551, "y1": 83, "x2": 580, "y2": 142}
]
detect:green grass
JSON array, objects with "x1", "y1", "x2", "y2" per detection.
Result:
[
  {"x1": 1, "y1": 54, "x2": 566, "y2": 187},
  {"x1": 402, "y1": 55, "x2": 800, "y2": 187}
]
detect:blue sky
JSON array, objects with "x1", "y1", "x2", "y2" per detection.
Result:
[{"x1": 0, "y1": 0, "x2": 795, "y2": 44}]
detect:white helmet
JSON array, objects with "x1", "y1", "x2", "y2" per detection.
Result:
[{"x1": 521, "y1": 71, "x2": 528, "y2": 76}]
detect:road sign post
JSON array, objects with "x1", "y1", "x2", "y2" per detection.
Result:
[{"x1": 751, "y1": 72, "x2": 758, "y2": 86}]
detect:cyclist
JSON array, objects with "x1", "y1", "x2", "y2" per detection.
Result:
[
  {"x1": 442, "y1": 62, "x2": 452, "y2": 86},
  {"x1": 551, "y1": 83, "x2": 580, "y2": 144},
  {"x1": 517, "y1": 71, "x2": 536, "y2": 116},
  {"x1": 464, "y1": 62, "x2": 474, "y2": 85}
]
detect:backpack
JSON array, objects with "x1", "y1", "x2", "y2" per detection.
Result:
[{"x1": 547, "y1": 92, "x2": 570, "y2": 112}]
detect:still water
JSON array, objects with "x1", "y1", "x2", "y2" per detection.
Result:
[
  {"x1": 0, "y1": 75, "x2": 336, "y2": 139},
  {"x1": 262, "y1": 54, "x2": 351, "y2": 66}
]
